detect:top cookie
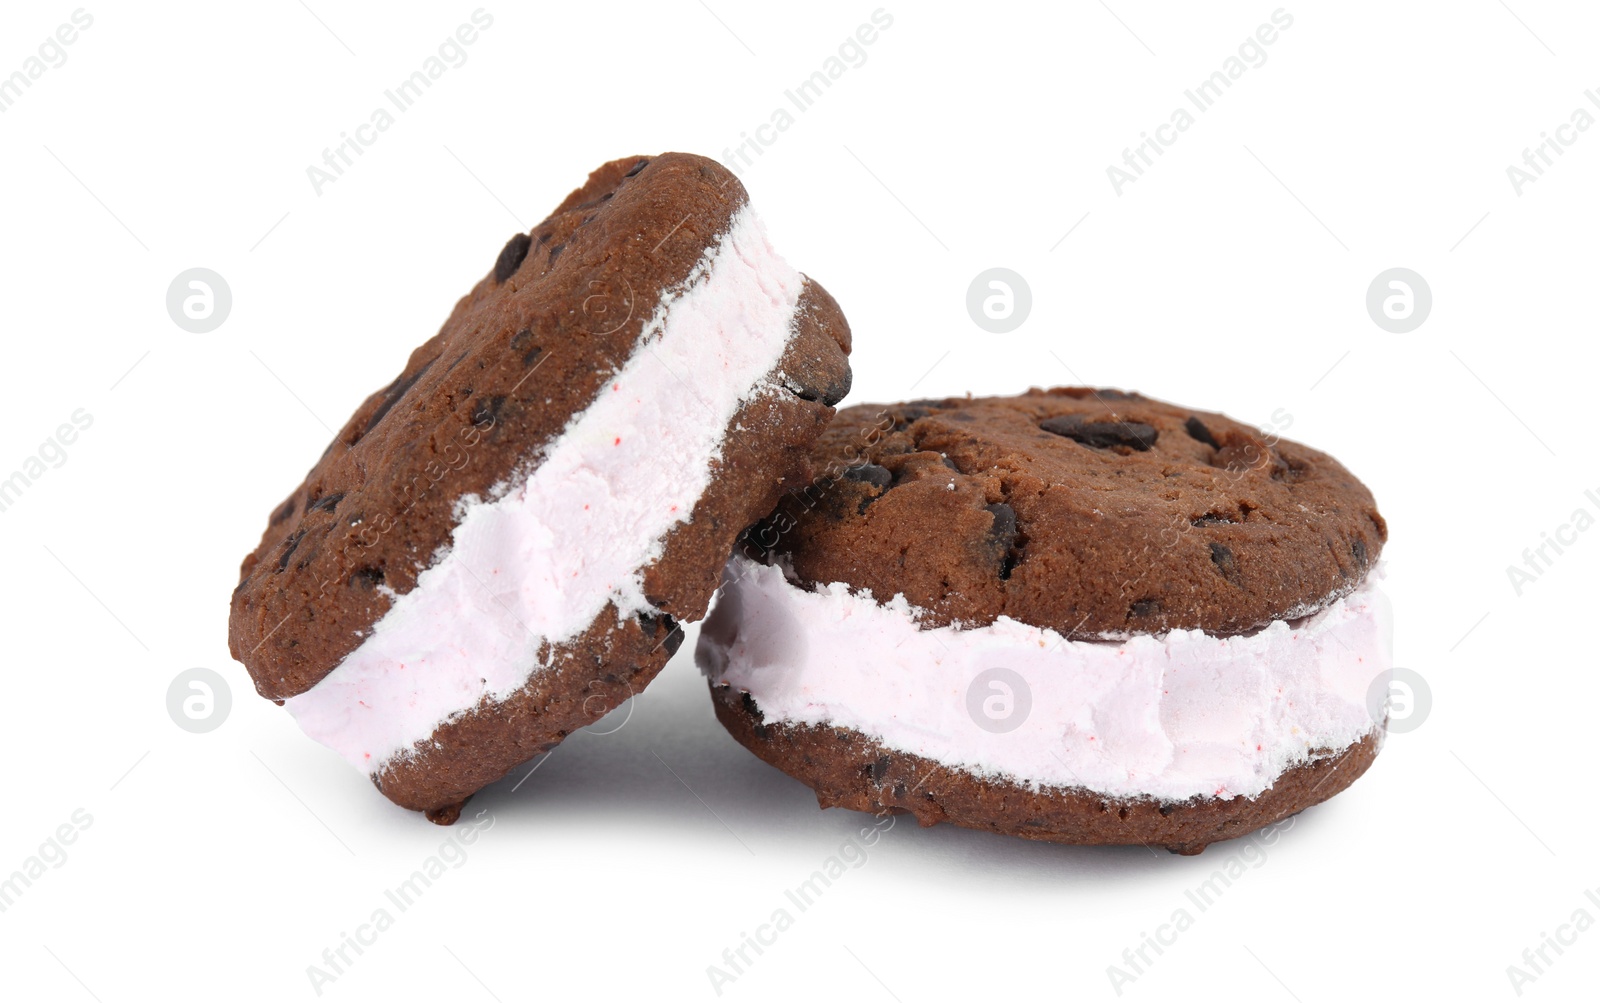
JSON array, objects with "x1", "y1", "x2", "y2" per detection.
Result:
[
  {"x1": 230, "y1": 153, "x2": 852, "y2": 703},
  {"x1": 748, "y1": 387, "x2": 1385, "y2": 638}
]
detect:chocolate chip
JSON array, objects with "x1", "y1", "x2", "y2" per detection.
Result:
[
  {"x1": 870, "y1": 755, "x2": 892, "y2": 783},
  {"x1": 1209, "y1": 541, "x2": 1240, "y2": 582},
  {"x1": 1270, "y1": 453, "x2": 1309, "y2": 482},
  {"x1": 891, "y1": 406, "x2": 933, "y2": 430},
  {"x1": 470, "y1": 395, "x2": 507, "y2": 427},
  {"x1": 840, "y1": 463, "x2": 893, "y2": 516},
  {"x1": 740, "y1": 691, "x2": 768, "y2": 739},
  {"x1": 276, "y1": 529, "x2": 307, "y2": 573},
  {"x1": 1191, "y1": 512, "x2": 1236, "y2": 527},
  {"x1": 985, "y1": 503, "x2": 1017, "y2": 543},
  {"x1": 363, "y1": 358, "x2": 436, "y2": 435},
  {"x1": 639, "y1": 612, "x2": 683, "y2": 657},
  {"x1": 349, "y1": 566, "x2": 384, "y2": 590},
  {"x1": 494, "y1": 233, "x2": 532, "y2": 284},
  {"x1": 1040, "y1": 414, "x2": 1158, "y2": 451},
  {"x1": 1129, "y1": 599, "x2": 1161, "y2": 618},
  {"x1": 842, "y1": 464, "x2": 893, "y2": 490},
  {"x1": 893, "y1": 782, "x2": 907, "y2": 798},
  {"x1": 1351, "y1": 538, "x2": 1368, "y2": 567},
  {"x1": 305, "y1": 492, "x2": 344, "y2": 515},
  {"x1": 625, "y1": 159, "x2": 650, "y2": 177},
  {"x1": 507, "y1": 329, "x2": 543, "y2": 366},
  {"x1": 985, "y1": 502, "x2": 1020, "y2": 578},
  {"x1": 1184, "y1": 415, "x2": 1220, "y2": 449},
  {"x1": 783, "y1": 367, "x2": 852, "y2": 406},
  {"x1": 661, "y1": 620, "x2": 684, "y2": 657}
]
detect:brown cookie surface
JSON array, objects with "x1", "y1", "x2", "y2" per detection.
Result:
[
  {"x1": 753, "y1": 387, "x2": 1386, "y2": 639},
  {"x1": 227, "y1": 153, "x2": 851, "y2": 818},
  {"x1": 712, "y1": 684, "x2": 1382, "y2": 855}
]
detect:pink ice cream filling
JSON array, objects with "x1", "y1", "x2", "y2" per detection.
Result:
[{"x1": 699, "y1": 556, "x2": 1393, "y2": 803}]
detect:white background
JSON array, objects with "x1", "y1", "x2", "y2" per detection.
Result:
[{"x1": 1, "y1": 1, "x2": 1596, "y2": 1000}]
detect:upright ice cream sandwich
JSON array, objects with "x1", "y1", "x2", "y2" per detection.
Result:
[{"x1": 230, "y1": 153, "x2": 852, "y2": 822}]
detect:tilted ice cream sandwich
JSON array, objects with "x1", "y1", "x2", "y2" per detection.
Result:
[
  {"x1": 230, "y1": 153, "x2": 852, "y2": 822},
  {"x1": 699, "y1": 388, "x2": 1390, "y2": 854}
]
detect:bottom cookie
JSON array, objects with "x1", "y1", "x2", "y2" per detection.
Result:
[
  {"x1": 369, "y1": 609, "x2": 684, "y2": 821},
  {"x1": 710, "y1": 683, "x2": 1382, "y2": 855}
]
